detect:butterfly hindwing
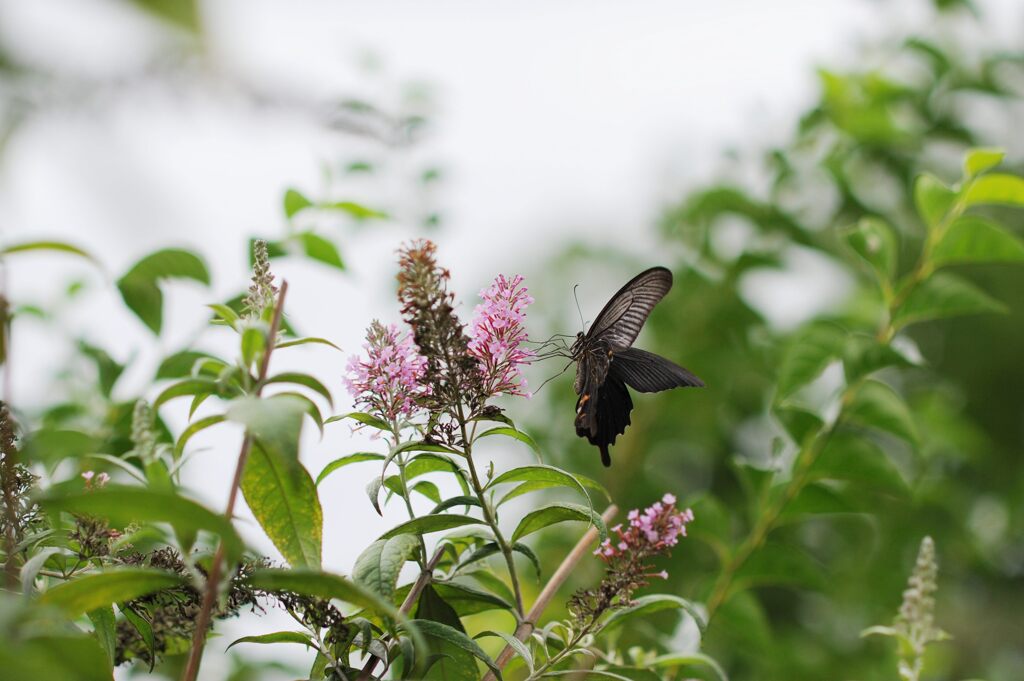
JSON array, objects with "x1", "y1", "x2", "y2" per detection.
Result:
[{"x1": 609, "y1": 347, "x2": 704, "y2": 393}]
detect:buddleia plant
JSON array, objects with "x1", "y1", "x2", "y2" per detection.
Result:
[{"x1": 863, "y1": 536, "x2": 951, "y2": 681}]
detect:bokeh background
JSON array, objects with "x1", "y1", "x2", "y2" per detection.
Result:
[{"x1": 2, "y1": 0, "x2": 1023, "y2": 679}]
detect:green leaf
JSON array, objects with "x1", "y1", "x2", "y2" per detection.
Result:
[
  {"x1": 116, "y1": 248, "x2": 211, "y2": 334},
  {"x1": 174, "y1": 414, "x2": 225, "y2": 459},
  {"x1": 811, "y1": 432, "x2": 909, "y2": 497},
  {"x1": 284, "y1": 188, "x2": 314, "y2": 218},
  {"x1": 241, "y1": 438, "x2": 323, "y2": 568},
  {"x1": 326, "y1": 411, "x2": 390, "y2": 431},
  {"x1": 76, "y1": 342, "x2": 125, "y2": 397},
  {"x1": 153, "y1": 377, "x2": 217, "y2": 409},
  {"x1": 367, "y1": 477, "x2": 384, "y2": 515},
  {"x1": 425, "y1": 582, "x2": 513, "y2": 616},
  {"x1": 316, "y1": 452, "x2": 385, "y2": 485},
  {"x1": 0, "y1": 240, "x2": 97, "y2": 262},
  {"x1": 240, "y1": 324, "x2": 266, "y2": 367},
  {"x1": 323, "y1": 200, "x2": 389, "y2": 220},
  {"x1": 380, "y1": 515, "x2": 485, "y2": 540},
  {"x1": 914, "y1": 173, "x2": 957, "y2": 230},
  {"x1": 226, "y1": 631, "x2": 314, "y2": 650},
  {"x1": 846, "y1": 380, "x2": 918, "y2": 445},
  {"x1": 156, "y1": 350, "x2": 218, "y2": 379},
  {"x1": 39, "y1": 569, "x2": 184, "y2": 617},
  {"x1": 86, "y1": 606, "x2": 116, "y2": 664},
  {"x1": 487, "y1": 465, "x2": 590, "y2": 506},
  {"x1": 227, "y1": 395, "x2": 308, "y2": 453},
  {"x1": 264, "y1": 372, "x2": 334, "y2": 407},
  {"x1": 353, "y1": 535, "x2": 421, "y2": 601},
  {"x1": 37, "y1": 486, "x2": 244, "y2": 560},
  {"x1": 779, "y1": 483, "x2": 859, "y2": 521},
  {"x1": 297, "y1": 232, "x2": 345, "y2": 270},
  {"x1": 842, "y1": 334, "x2": 915, "y2": 384},
  {"x1": 731, "y1": 542, "x2": 826, "y2": 593},
  {"x1": 774, "y1": 406, "x2": 823, "y2": 446},
  {"x1": 893, "y1": 272, "x2": 1006, "y2": 329},
  {"x1": 414, "y1": 585, "x2": 479, "y2": 681},
  {"x1": 776, "y1": 322, "x2": 847, "y2": 400},
  {"x1": 963, "y1": 173, "x2": 1024, "y2": 208},
  {"x1": 963, "y1": 148, "x2": 1005, "y2": 178},
  {"x1": 603, "y1": 594, "x2": 706, "y2": 634},
  {"x1": 246, "y1": 568, "x2": 403, "y2": 618},
  {"x1": 843, "y1": 217, "x2": 897, "y2": 281},
  {"x1": 404, "y1": 619, "x2": 502, "y2": 679},
  {"x1": 476, "y1": 426, "x2": 540, "y2": 454},
  {"x1": 497, "y1": 473, "x2": 609, "y2": 507},
  {"x1": 121, "y1": 606, "x2": 156, "y2": 670},
  {"x1": 476, "y1": 630, "x2": 533, "y2": 674},
  {"x1": 651, "y1": 653, "x2": 729, "y2": 681},
  {"x1": 430, "y1": 496, "x2": 482, "y2": 514},
  {"x1": 511, "y1": 502, "x2": 607, "y2": 543},
  {"x1": 0, "y1": 634, "x2": 113, "y2": 681},
  {"x1": 932, "y1": 215, "x2": 1024, "y2": 266},
  {"x1": 276, "y1": 336, "x2": 341, "y2": 351},
  {"x1": 20, "y1": 547, "x2": 62, "y2": 594}
]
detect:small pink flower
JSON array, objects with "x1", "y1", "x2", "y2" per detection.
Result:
[
  {"x1": 345, "y1": 321, "x2": 430, "y2": 422},
  {"x1": 95, "y1": 472, "x2": 110, "y2": 487},
  {"x1": 81, "y1": 471, "x2": 95, "y2": 483},
  {"x1": 595, "y1": 493, "x2": 694, "y2": 563},
  {"x1": 468, "y1": 274, "x2": 534, "y2": 398}
]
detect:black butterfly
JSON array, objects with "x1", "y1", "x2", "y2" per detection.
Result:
[{"x1": 571, "y1": 267, "x2": 703, "y2": 467}]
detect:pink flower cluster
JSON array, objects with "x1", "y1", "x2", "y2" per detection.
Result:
[
  {"x1": 468, "y1": 274, "x2": 535, "y2": 397},
  {"x1": 595, "y1": 493, "x2": 694, "y2": 575},
  {"x1": 345, "y1": 321, "x2": 430, "y2": 422}
]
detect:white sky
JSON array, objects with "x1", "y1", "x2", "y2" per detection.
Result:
[{"x1": 1, "y1": 1, "x2": 1021, "y2": 678}]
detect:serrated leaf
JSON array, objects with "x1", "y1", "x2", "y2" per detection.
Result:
[
  {"x1": 380, "y1": 515, "x2": 485, "y2": 540},
  {"x1": 893, "y1": 272, "x2": 1006, "y2": 329},
  {"x1": 354, "y1": 535, "x2": 421, "y2": 601},
  {"x1": 963, "y1": 172, "x2": 1024, "y2": 208},
  {"x1": 845, "y1": 380, "x2": 918, "y2": 445},
  {"x1": 226, "y1": 631, "x2": 314, "y2": 650},
  {"x1": 776, "y1": 322, "x2": 847, "y2": 399},
  {"x1": 511, "y1": 503, "x2": 607, "y2": 543},
  {"x1": 844, "y1": 217, "x2": 897, "y2": 281},
  {"x1": 932, "y1": 215, "x2": 1024, "y2": 266},
  {"x1": 962, "y1": 148, "x2": 1005, "y2": 178},
  {"x1": 914, "y1": 173, "x2": 957, "y2": 230},
  {"x1": 40, "y1": 569, "x2": 184, "y2": 617},
  {"x1": 316, "y1": 452, "x2": 385, "y2": 485}
]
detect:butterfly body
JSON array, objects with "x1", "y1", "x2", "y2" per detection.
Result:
[{"x1": 571, "y1": 267, "x2": 703, "y2": 466}]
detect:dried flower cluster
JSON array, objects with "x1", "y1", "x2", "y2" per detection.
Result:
[
  {"x1": 894, "y1": 536, "x2": 946, "y2": 681},
  {"x1": 1, "y1": 402, "x2": 37, "y2": 549},
  {"x1": 244, "y1": 239, "x2": 278, "y2": 320},
  {"x1": 570, "y1": 494, "x2": 693, "y2": 629},
  {"x1": 344, "y1": 321, "x2": 430, "y2": 422},
  {"x1": 468, "y1": 274, "x2": 534, "y2": 397}
]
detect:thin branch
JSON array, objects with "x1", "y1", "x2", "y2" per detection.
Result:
[
  {"x1": 482, "y1": 504, "x2": 618, "y2": 680},
  {"x1": 356, "y1": 545, "x2": 446, "y2": 681},
  {"x1": 180, "y1": 280, "x2": 289, "y2": 681}
]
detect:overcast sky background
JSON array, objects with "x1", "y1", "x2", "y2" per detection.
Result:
[{"x1": 1, "y1": 1, "x2": 1021, "y2": 678}]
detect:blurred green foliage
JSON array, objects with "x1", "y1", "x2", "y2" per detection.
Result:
[{"x1": 527, "y1": 13, "x2": 1024, "y2": 681}]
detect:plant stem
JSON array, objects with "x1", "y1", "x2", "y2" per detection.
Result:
[
  {"x1": 180, "y1": 281, "x2": 288, "y2": 681},
  {"x1": 482, "y1": 504, "x2": 618, "y2": 681}
]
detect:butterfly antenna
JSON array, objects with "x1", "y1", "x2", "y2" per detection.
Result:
[
  {"x1": 531, "y1": 359, "x2": 574, "y2": 395},
  {"x1": 572, "y1": 284, "x2": 586, "y2": 332}
]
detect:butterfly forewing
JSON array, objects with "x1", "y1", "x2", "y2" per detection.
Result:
[
  {"x1": 585, "y1": 267, "x2": 673, "y2": 351},
  {"x1": 609, "y1": 347, "x2": 705, "y2": 393}
]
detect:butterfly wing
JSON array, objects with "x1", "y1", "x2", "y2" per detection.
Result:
[
  {"x1": 585, "y1": 267, "x2": 673, "y2": 352},
  {"x1": 609, "y1": 347, "x2": 704, "y2": 393}
]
